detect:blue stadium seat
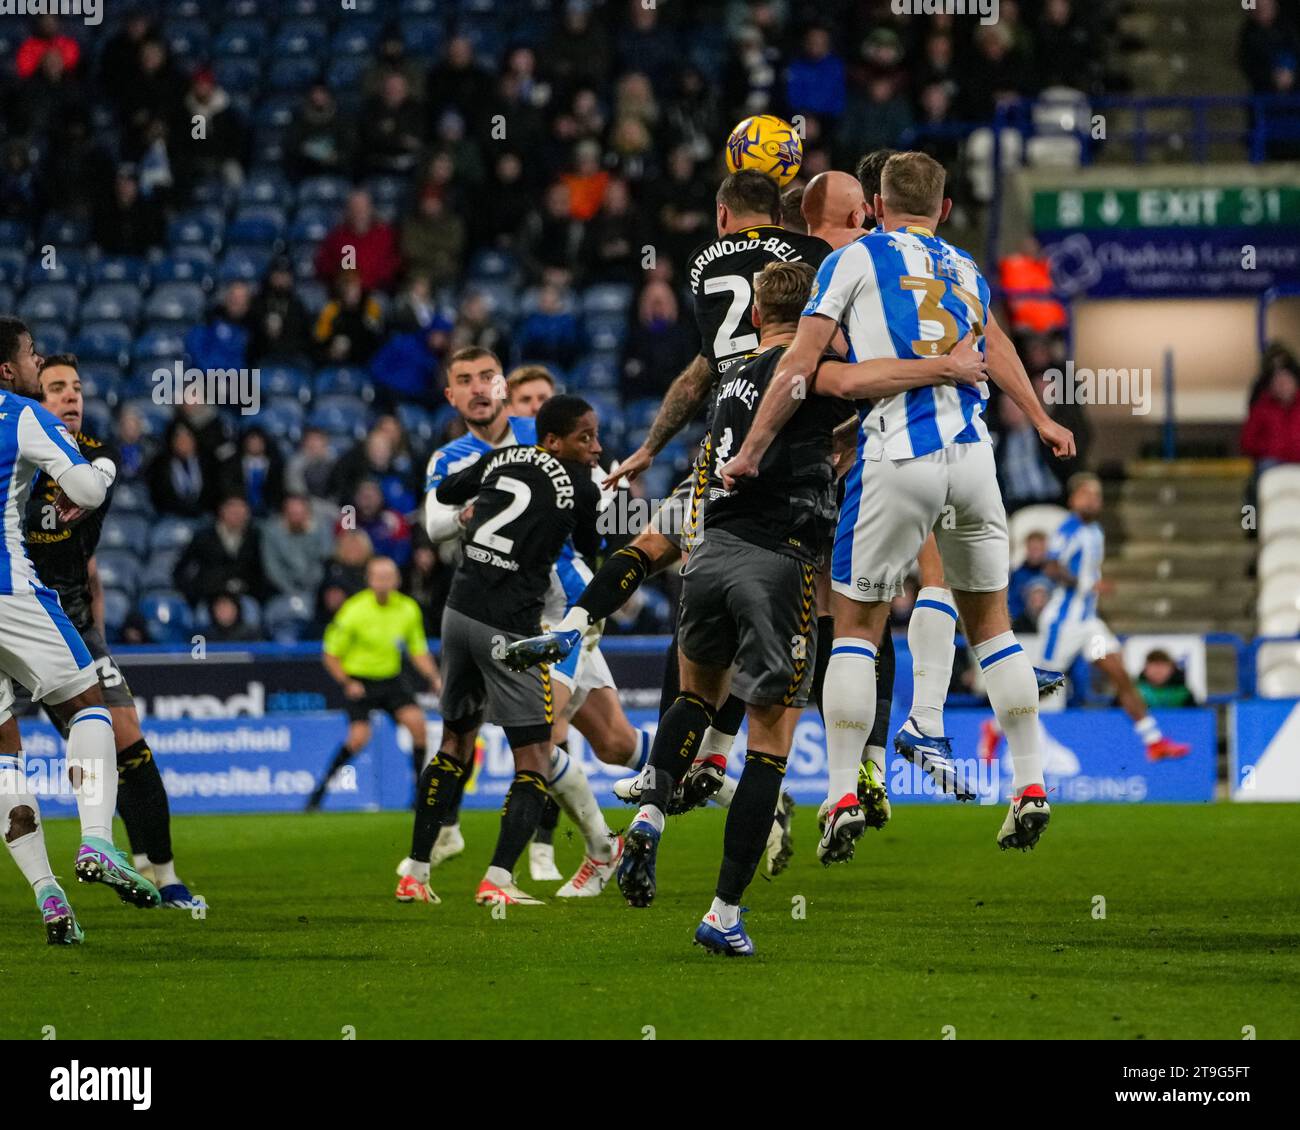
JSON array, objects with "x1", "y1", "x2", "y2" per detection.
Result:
[
  {"x1": 331, "y1": 21, "x2": 382, "y2": 55},
  {"x1": 325, "y1": 54, "x2": 368, "y2": 90},
  {"x1": 133, "y1": 329, "x2": 186, "y2": 364},
  {"x1": 252, "y1": 129, "x2": 287, "y2": 167},
  {"x1": 275, "y1": 22, "x2": 326, "y2": 56},
  {"x1": 308, "y1": 395, "x2": 371, "y2": 437},
  {"x1": 81, "y1": 284, "x2": 143, "y2": 324},
  {"x1": 570, "y1": 357, "x2": 621, "y2": 390},
  {"x1": 102, "y1": 589, "x2": 131, "y2": 637},
  {"x1": 120, "y1": 397, "x2": 174, "y2": 439},
  {"x1": 470, "y1": 283, "x2": 519, "y2": 322},
  {"x1": 168, "y1": 0, "x2": 205, "y2": 17},
  {"x1": 82, "y1": 401, "x2": 113, "y2": 438},
  {"x1": 366, "y1": 176, "x2": 407, "y2": 209},
  {"x1": 25, "y1": 254, "x2": 86, "y2": 289},
  {"x1": 254, "y1": 95, "x2": 300, "y2": 131},
  {"x1": 164, "y1": 19, "x2": 210, "y2": 59},
  {"x1": 213, "y1": 57, "x2": 261, "y2": 94},
  {"x1": 18, "y1": 283, "x2": 79, "y2": 325},
  {"x1": 228, "y1": 206, "x2": 286, "y2": 244},
  {"x1": 260, "y1": 366, "x2": 312, "y2": 401},
  {"x1": 214, "y1": 21, "x2": 267, "y2": 59},
  {"x1": 145, "y1": 282, "x2": 207, "y2": 324},
  {"x1": 268, "y1": 56, "x2": 320, "y2": 93},
  {"x1": 401, "y1": 0, "x2": 441, "y2": 13},
  {"x1": 149, "y1": 517, "x2": 201, "y2": 553},
  {"x1": 314, "y1": 367, "x2": 372, "y2": 400},
  {"x1": 399, "y1": 18, "x2": 446, "y2": 59},
  {"x1": 28, "y1": 322, "x2": 70, "y2": 355},
  {"x1": 218, "y1": 249, "x2": 272, "y2": 284},
  {"x1": 168, "y1": 212, "x2": 222, "y2": 250},
  {"x1": 238, "y1": 171, "x2": 292, "y2": 208},
  {"x1": 289, "y1": 208, "x2": 334, "y2": 243},
  {"x1": 625, "y1": 398, "x2": 660, "y2": 430},
  {"x1": 189, "y1": 177, "x2": 234, "y2": 210},
  {"x1": 38, "y1": 213, "x2": 90, "y2": 247},
  {"x1": 582, "y1": 283, "x2": 635, "y2": 316},
  {"x1": 468, "y1": 248, "x2": 521, "y2": 283},
  {"x1": 264, "y1": 593, "x2": 314, "y2": 644},
  {"x1": 585, "y1": 314, "x2": 628, "y2": 353},
  {"x1": 223, "y1": 0, "x2": 263, "y2": 16},
  {"x1": 78, "y1": 361, "x2": 120, "y2": 398},
  {"x1": 139, "y1": 591, "x2": 195, "y2": 644},
  {"x1": 296, "y1": 280, "x2": 328, "y2": 315},
  {"x1": 195, "y1": 594, "x2": 262, "y2": 632},
  {"x1": 394, "y1": 403, "x2": 435, "y2": 446},
  {"x1": 88, "y1": 256, "x2": 150, "y2": 289},
  {"x1": 282, "y1": 0, "x2": 324, "y2": 14},
  {"x1": 582, "y1": 391, "x2": 622, "y2": 424},
  {"x1": 0, "y1": 285, "x2": 12, "y2": 313},
  {"x1": 297, "y1": 176, "x2": 350, "y2": 208},
  {"x1": 260, "y1": 399, "x2": 306, "y2": 442},
  {"x1": 109, "y1": 480, "x2": 153, "y2": 515},
  {"x1": 94, "y1": 550, "x2": 142, "y2": 597},
  {"x1": 152, "y1": 253, "x2": 215, "y2": 288},
  {"x1": 0, "y1": 250, "x2": 24, "y2": 287},
  {"x1": 73, "y1": 323, "x2": 133, "y2": 365},
  {"x1": 139, "y1": 549, "x2": 181, "y2": 592},
  {"x1": 99, "y1": 513, "x2": 151, "y2": 553},
  {"x1": 0, "y1": 219, "x2": 29, "y2": 250}
]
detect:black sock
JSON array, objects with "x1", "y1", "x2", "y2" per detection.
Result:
[
  {"x1": 576, "y1": 545, "x2": 650, "y2": 622},
  {"x1": 309, "y1": 743, "x2": 356, "y2": 807},
  {"x1": 489, "y1": 770, "x2": 550, "y2": 873},
  {"x1": 643, "y1": 692, "x2": 714, "y2": 812},
  {"x1": 411, "y1": 744, "x2": 427, "y2": 807},
  {"x1": 868, "y1": 630, "x2": 896, "y2": 753},
  {"x1": 534, "y1": 795, "x2": 561, "y2": 845},
  {"x1": 410, "y1": 753, "x2": 467, "y2": 862},
  {"x1": 658, "y1": 633, "x2": 681, "y2": 719},
  {"x1": 116, "y1": 739, "x2": 172, "y2": 864},
  {"x1": 813, "y1": 614, "x2": 835, "y2": 719},
  {"x1": 716, "y1": 751, "x2": 787, "y2": 905},
  {"x1": 712, "y1": 694, "x2": 746, "y2": 744},
  {"x1": 442, "y1": 763, "x2": 469, "y2": 826}
]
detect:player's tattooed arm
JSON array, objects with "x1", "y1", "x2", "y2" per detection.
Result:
[
  {"x1": 984, "y1": 311, "x2": 1076, "y2": 458},
  {"x1": 603, "y1": 353, "x2": 712, "y2": 488}
]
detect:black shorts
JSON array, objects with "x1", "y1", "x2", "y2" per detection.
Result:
[
  {"x1": 345, "y1": 675, "x2": 418, "y2": 723},
  {"x1": 677, "y1": 527, "x2": 818, "y2": 708}
]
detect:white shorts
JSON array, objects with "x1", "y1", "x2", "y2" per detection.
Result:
[
  {"x1": 554, "y1": 638, "x2": 616, "y2": 718},
  {"x1": 1036, "y1": 614, "x2": 1120, "y2": 669},
  {"x1": 0, "y1": 587, "x2": 98, "y2": 722},
  {"x1": 831, "y1": 440, "x2": 1009, "y2": 601}
]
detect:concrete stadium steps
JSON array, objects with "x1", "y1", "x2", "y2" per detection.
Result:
[
  {"x1": 1095, "y1": 460, "x2": 1256, "y2": 636},
  {"x1": 1115, "y1": 0, "x2": 1244, "y2": 98}
]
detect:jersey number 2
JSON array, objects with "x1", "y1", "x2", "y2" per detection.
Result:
[
  {"x1": 473, "y1": 476, "x2": 531, "y2": 554},
  {"x1": 704, "y1": 275, "x2": 758, "y2": 358}
]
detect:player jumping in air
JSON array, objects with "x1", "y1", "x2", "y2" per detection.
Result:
[
  {"x1": 395, "y1": 395, "x2": 612, "y2": 906},
  {"x1": 724, "y1": 152, "x2": 1072, "y2": 858},
  {"x1": 28, "y1": 354, "x2": 201, "y2": 909},
  {"x1": 979, "y1": 473, "x2": 1192, "y2": 764},
  {"x1": 0, "y1": 318, "x2": 160, "y2": 944}
]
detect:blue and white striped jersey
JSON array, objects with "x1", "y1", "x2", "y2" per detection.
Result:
[
  {"x1": 423, "y1": 415, "x2": 537, "y2": 494},
  {"x1": 0, "y1": 389, "x2": 91, "y2": 595},
  {"x1": 1044, "y1": 512, "x2": 1106, "y2": 621},
  {"x1": 803, "y1": 225, "x2": 992, "y2": 460}
]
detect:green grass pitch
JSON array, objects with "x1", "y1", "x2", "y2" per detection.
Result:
[{"x1": 1, "y1": 804, "x2": 1296, "y2": 1040}]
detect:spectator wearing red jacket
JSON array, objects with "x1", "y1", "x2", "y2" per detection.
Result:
[
  {"x1": 315, "y1": 189, "x2": 402, "y2": 293},
  {"x1": 16, "y1": 15, "x2": 80, "y2": 79},
  {"x1": 1242, "y1": 362, "x2": 1300, "y2": 466}
]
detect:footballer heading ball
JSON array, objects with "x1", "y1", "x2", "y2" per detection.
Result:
[{"x1": 724, "y1": 115, "x2": 804, "y2": 188}]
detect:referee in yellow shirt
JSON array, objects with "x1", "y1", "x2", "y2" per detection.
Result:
[{"x1": 306, "y1": 557, "x2": 441, "y2": 811}]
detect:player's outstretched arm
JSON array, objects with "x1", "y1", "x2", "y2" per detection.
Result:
[
  {"x1": 434, "y1": 456, "x2": 488, "y2": 508},
  {"x1": 603, "y1": 352, "x2": 712, "y2": 489},
  {"x1": 722, "y1": 314, "x2": 838, "y2": 488},
  {"x1": 985, "y1": 311, "x2": 1076, "y2": 459},
  {"x1": 814, "y1": 331, "x2": 986, "y2": 399}
]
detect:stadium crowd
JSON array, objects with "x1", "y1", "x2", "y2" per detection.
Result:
[{"x1": 0, "y1": 0, "x2": 1120, "y2": 644}]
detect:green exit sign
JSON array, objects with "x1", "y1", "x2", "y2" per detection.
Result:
[{"x1": 1034, "y1": 186, "x2": 1300, "y2": 230}]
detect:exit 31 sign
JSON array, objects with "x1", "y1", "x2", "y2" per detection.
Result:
[{"x1": 1034, "y1": 186, "x2": 1300, "y2": 230}]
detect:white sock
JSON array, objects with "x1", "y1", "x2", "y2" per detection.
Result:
[
  {"x1": 909, "y1": 587, "x2": 957, "y2": 736},
  {"x1": 824, "y1": 638, "x2": 877, "y2": 802},
  {"x1": 548, "y1": 746, "x2": 613, "y2": 861},
  {"x1": 973, "y1": 632, "x2": 1042, "y2": 793},
  {"x1": 485, "y1": 864, "x2": 512, "y2": 887},
  {"x1": 713, "y1": 775, "x2": 737, "y2": 807},
  {"x1": 437, "y1": 822, "x2": 460, "y2": 840},
  {"x1": 864, "y1": 743, "x2": 886, "y2": 774},
  {"x1": 153, "y1": 859, "x2": 179, "y2": 887},
  {"x1": 699, "y1": 725, "x2": 736, "y2": 760},
  {"x1": 1135, "y1": 715, "x2": 1161, "y2": 746},
  {"x1": 1, "y1": 753, "x2": 55, "y2": 890},
  {"x1": 556, "y1": 607, "x2": 591, "y2": 634},
  {"x1": 624, "y1": 729, "x2": 651, "y2": 771},
  {"x1": 133, "y1": 852, "x2": 151, "y2": 872},
  {"x1": 67, "y1": 706, "x2": 118, "y2": 842},
  {"x1": 633, "y1": 804, "x2": 665, "y2": 834},
  {"x1": 406, "y1": 857, "x2": 431, "y2": 883},
  {"x1": 708, "y1": 896, "x2": 739, "y2": 928}
]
